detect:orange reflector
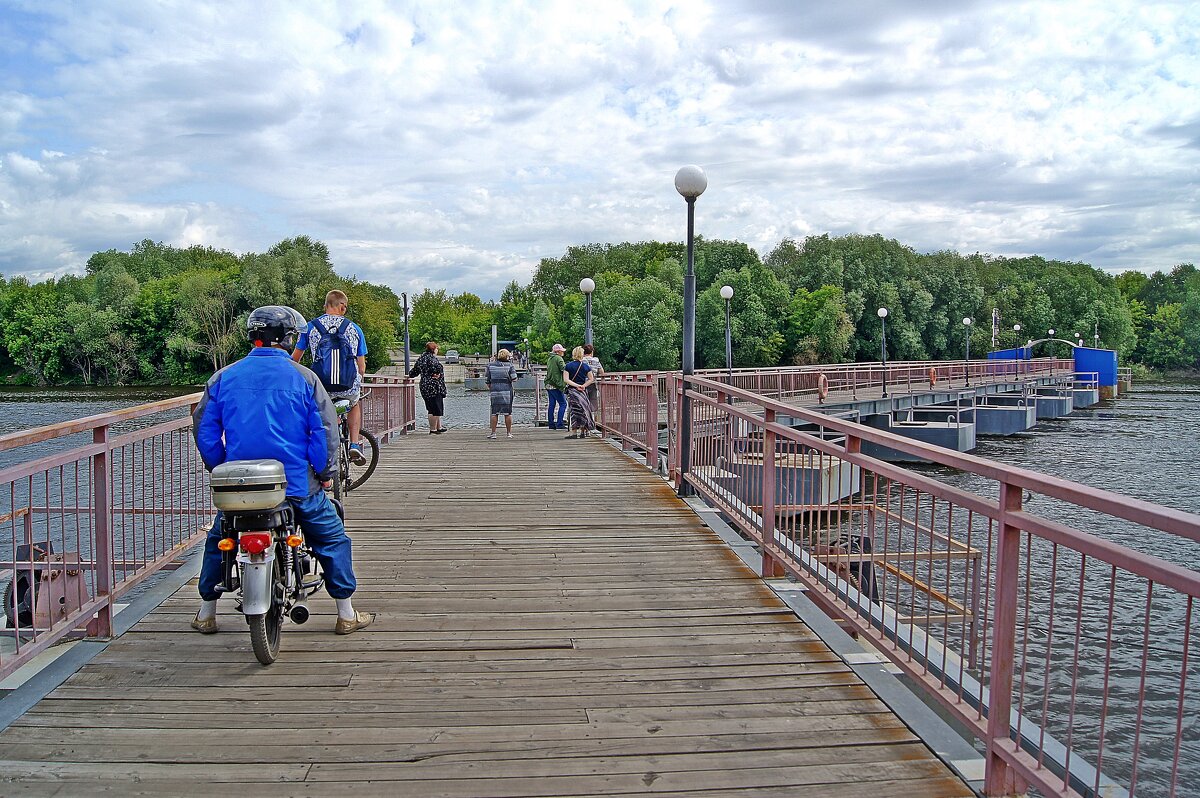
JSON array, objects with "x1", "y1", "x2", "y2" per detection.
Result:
[
  {"x1": 286, "y1": 535, "x2": 303, "y2": 548},
  {"x1": 217, "y1": 538, "x2": 236, "y2": 552}
]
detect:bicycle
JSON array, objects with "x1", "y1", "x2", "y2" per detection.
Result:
[{"x1": 331, "y1": 394, "x2": 380, "y2": 501}]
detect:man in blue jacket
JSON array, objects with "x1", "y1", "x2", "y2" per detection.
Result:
[{"x1": 191, "y1": 305, "x2": 374, "y2": 635}]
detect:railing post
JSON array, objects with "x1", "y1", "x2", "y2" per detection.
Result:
[
  {"x1": 90, "y1": 425, "x2": 114, "y2": 638},
  {"x1": 669, "y1": 375, "x2": 680, "y2": 486},
  {"x1": 619, "y1": 384, "x2": 629, "y2": 450},
  {"x1": 645, "y1": 379, "x2": 658, "y2": 470},
  {"x1": 760, "y1": 408, "x2": 783, "y2": 578},
  {"x1": 985, "y1": 481, "x2": 1026, "y2": 796}
]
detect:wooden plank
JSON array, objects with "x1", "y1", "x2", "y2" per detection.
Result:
[{"x1": 0, "y1": 432, "x2": 970, "y2": 796}]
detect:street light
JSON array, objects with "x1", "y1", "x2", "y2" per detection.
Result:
[
  {"x1": 523, "y1": 337, "x2": 529, "y2": 368},
  {"x1": 675, "y1": 164, "x2": 707, "y2": 497},
  {"x1": 580, "y1": 277, "x2": 595, "y2": 345},
  {"x1": 720, "y1": 285, "x2": 734, "y2": 379},
  {"x1": 401, "y1": 292, "x2": 411, "y2": 374},
  {"x1": 963, "y1": 317, "x2": 973, "y2": 387},
  {"x1": 877, "y1": 307, "x2": 889, "y2": 399},
  {"x1": 1048, "y1": 329, "x2": 1056, "y2": 373}
]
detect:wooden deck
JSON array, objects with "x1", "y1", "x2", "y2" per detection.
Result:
[{"x1": 0, "y1": 429, "x2": 973, "y2": 797}]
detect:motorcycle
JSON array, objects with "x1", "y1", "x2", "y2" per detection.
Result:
[{"x1": 209, "y1": 459, "x2": 326, "y2": 665}]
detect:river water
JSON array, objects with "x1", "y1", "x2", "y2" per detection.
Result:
[{"x1": 2, "y1": 381, "x2": 1197, "y2": 792}]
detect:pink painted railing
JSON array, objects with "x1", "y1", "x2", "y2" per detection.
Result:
[
  {"x1": 359, "y1": 376, "x2": 418, "y2": 441},
  {"x1": 0, "y1": 373, "x2": 416, "y2": 681},
  {"x1": 0, "y1": 394, "x2": 211, "y2": 681},
  {"x1": 661, "y1": 375, "x2": 1198, "y2": 798},
  {"x1": 693, "y1": 357, "x2": 1075, "y2": 405},
  {"x1": 594, "y1": 372, "x2": 658, "y2": 468}
]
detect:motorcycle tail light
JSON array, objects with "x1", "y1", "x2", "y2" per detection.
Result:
[
  {"x1": 285, "y1": 534, "x2": 303, "y2": 548},
  {"x1": 239, "y1": 533, "x2": 272, "y2": 554},
  {"x1": 217, "y1": 538, "x2": 236, "y2": 552}
]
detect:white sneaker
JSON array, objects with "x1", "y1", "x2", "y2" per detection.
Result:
[
  {"x1": 486, "y1": 433, "x2": 497, "y2": 440},
  {"x1": 507, "y1": 433, "x2": 515, "y2": 439}
]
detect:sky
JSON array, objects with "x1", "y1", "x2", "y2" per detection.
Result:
[{"x1": 0, "y1": 1, "x2": 1197, "y2": 299}]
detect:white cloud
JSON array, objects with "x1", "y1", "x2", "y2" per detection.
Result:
[{"x1": 0, "y1": 0, "x2": 1196, "y2": 296}]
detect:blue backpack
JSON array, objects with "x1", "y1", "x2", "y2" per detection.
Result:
[{"x1": 313, "y1": 317, "x2": 357, "y2": 393}]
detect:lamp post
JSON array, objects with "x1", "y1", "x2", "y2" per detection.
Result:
[
  {"x1": 580, "y1": 277, "x2": 595, "y2": 345},
  {"x1": 877, "y1": 307, "x2": 889, "y2": 399},
  {"x1": 523, "y1": 337, "x2": 529, "y2": 368},
  {"x1": 675, "y1": 165, "x2": 707, "y2": 497},
  {"x1": 720, "y1": 285, "x2": 734, "y2": 379},
  {"x1": 401, "y1": 292, "x2": 411, "y2": 374},
  {"x1": 1048, "y1": 329, "x2": 1056, "y2": 374},
  {"x1": 963, "y1": 317, "x2": 973, "y2": 387},
  {"x1": 1012, "y1": 324, "x2": 1022, "y2": 374}
]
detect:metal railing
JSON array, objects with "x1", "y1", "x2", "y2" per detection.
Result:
[
  {"x1": 0, "y1": 373, "x2": 417, "y2": 681},
  {"x1": 595, "y1": 373, "x2": 658, "y2": 468},
  {"x1": 359, "y1": 376, "x2": 418, "y2": 441},
  {"x1": 639, "y1": 374, "x2": 1198, "y2": 798},
  {"x1": 691, "y1": 357, "x2": 1075, "y2": 405},
  {"x1": 0, "y1": 394, "x2": 211, "y2": 680}
]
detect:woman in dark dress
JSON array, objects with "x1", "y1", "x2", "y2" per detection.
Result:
[
  {"x1": 562, "y1": 345, "x2": 594, "y2": 439},
  {"x1": 409, "y1": 341, "x2": 448, "y2": 434}
]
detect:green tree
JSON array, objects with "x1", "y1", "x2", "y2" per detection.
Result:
[
  {"x1": 168, "y1": 270, "x2": 241, "y2": 374},
  {"x1": 785, "y1": 286, "x2": 854, "y2": 365}
]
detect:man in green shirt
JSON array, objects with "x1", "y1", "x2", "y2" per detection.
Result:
[{"x1": 546, "y1": 343, "x2": 567, "y2": 430}]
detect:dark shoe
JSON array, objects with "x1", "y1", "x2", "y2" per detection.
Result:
[
  {"x1": 190, "y1": 614, "x2": 218, "y2": 634},
  {"x1": 433, "y1": 428, "x2": 448, "y2": 435},
  {"x1": 335, "y1": 611, "x2": 376, "y2": 635},
  {"x1": 564, "y1": 433, "x2": 578, "y2": 439},
  {"x1": 547, "y1": 424, "x2": 558, "y2": 430}
]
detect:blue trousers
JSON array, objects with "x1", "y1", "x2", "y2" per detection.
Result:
[
  {"x1": 547, "y1": 388, "x2": 567, "y2": 429},
  {"x1": 198, "y1": 491, "x2": 357, "y2": 601}
]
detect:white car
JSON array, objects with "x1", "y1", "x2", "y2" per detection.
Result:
[{"x1": 444, "y1": 350, "x2": 460, "y2": 364}]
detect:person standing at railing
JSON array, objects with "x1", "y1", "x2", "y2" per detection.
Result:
[
  {"x1": 409, "y1": 341, "x2": 448, "y2": 434},
  {"x1": 545, "y1": 343, "x2": 568, "y2": 430},
  {"x1": 562, "y1": 346, "x2": 595, "y2": 439},
  {"x1": 485, "y1": 348, "x2": 517, "y2": 439},
  {"x1": 192, "y1": 305, "x2": 374, "y2": 636},
  {"x1": 292, "y1": 289, "x2": 369, "y2": 465},
  {"x1": 582, "y1": 343, "x2": 603, "y2": 413}
]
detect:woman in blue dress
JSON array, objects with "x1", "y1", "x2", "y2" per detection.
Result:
[{"x1": 562, "y1": 346, "x2": 595, "y2": 439}]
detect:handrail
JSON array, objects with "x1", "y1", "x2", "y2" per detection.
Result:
[{"x1": 595, "y1": 368, "x2": 1195, "y2": 797}]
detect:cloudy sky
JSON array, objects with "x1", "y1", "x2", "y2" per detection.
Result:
[{"x1": 1, "y1": 1, "x2": 1196, "y2": 298}]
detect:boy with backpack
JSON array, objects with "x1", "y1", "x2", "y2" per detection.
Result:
[{"x1": 292, "y1": 289, "x2": 369, "y2": 464}]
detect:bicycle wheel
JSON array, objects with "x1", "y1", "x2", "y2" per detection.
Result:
[
  {"x1": 332, "y1": 448, "x2": 344, "y2": 502},
  {"x1": 347, "y1": 429, "x2": 380, "y2": 491}
]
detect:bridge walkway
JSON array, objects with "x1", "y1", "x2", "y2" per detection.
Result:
[{"x1": 0, "y1": 430, "x2": 972, "y2": 796}]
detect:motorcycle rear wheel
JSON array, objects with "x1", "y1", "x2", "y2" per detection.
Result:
[
  {"x1": 249, "y1": 608, "x2": 282, "y2": 665},
  {"x1": 249, "y1": 557, "x2": 284, "y2": 665}
]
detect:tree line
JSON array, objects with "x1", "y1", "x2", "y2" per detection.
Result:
[
  {"x1": 413, "y1": 234, "x2": 1187, "y2": 373},
  {"x1": 0, "y1": 237, "x2": 400, "y2": 385},
  {"x1": 2, "y1": 233, "x2": 1194, "y2": 386}
]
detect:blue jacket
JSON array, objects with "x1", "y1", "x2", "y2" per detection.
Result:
[{"x1": 192, "y1": 347, "x2": 339, "y2": 498}]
